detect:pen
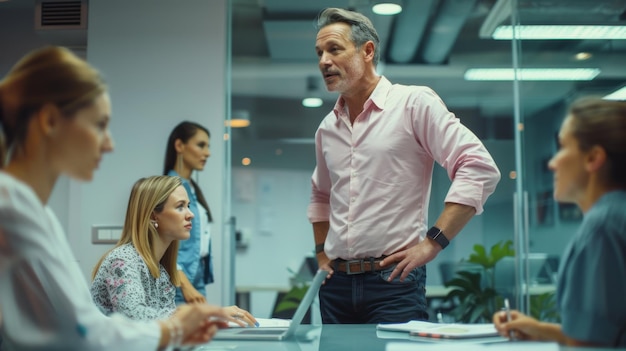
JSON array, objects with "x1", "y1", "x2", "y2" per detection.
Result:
[{"x1": 503, "y1": 298, "x2": 516, "y2": 340}]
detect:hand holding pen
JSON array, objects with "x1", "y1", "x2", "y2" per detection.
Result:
[
  {"x1": 493, "y1": 299, "x2": 543, "y2": 341},
  {"x1": 504, "y1": 298, "x2": 516, "y2": 340}
]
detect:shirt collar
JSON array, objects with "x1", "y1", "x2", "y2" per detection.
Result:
[{"x1": 332, "y1": 76, "x2": 391, "y2": 119}]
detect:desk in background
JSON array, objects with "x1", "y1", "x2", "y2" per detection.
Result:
[
  {"x1": 425, "y1": 284, "x2": 556, "y2": 299},
  {"x1": 236, "y1": 284, "x2": 557, "y2": 318}
]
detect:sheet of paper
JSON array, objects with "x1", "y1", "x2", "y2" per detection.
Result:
[
  {"x1": 376, "y1": 320, "x2": 442, "y2": 333},
  {"x1": 386, "y1": 341, "x2": 560, "y2": 351}
]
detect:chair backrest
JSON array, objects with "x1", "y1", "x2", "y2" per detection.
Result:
[
  {"x1": 438, "y1": 261, "x2": 482, "y2": 285},
  {"x1": 494, "y1": 254, "x2": 549, "y2": 290}
]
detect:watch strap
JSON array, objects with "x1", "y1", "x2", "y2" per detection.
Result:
[{"x1": 426, "y1": 226, "x2": 449, "y2": 250}]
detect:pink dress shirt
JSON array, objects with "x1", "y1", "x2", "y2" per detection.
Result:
[{"x1": 307, "y1": 77, "x2": 500, "y2": 260}]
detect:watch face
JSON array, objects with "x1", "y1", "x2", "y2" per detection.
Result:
[{"x1": 427, "y1": 227, "x2": 449, "y2": 249}]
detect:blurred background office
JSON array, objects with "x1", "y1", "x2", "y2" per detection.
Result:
[{"x1": 1, "y1": 0, "x2": 624, "y2": 321}]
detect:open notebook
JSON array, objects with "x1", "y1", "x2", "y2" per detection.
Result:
[
  {"x1": 213, "y1": 269, "x2": 327, "y2": 341},
  {"x1": 377, "y1": 321, "x2": 500, "y2": 340}
]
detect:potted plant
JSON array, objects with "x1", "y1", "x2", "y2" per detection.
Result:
[
  {"x1": 272, "y1": 266, "x2": 313, "y2": 322},
  {"x1": 443, "y1": 240, "x2": 515, "y2": 323}
]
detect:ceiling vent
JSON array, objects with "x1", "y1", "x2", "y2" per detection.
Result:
[
  {"x1": 34, "y1": 0, "x2": 87, "y2": 50},
  {"x1": 35, "y1": 0, "x2": 87, "y2": 30}
]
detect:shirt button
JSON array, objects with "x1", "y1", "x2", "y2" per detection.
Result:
[{"x1": 351, "y1": 197, "x2": 355, "y2": 202}]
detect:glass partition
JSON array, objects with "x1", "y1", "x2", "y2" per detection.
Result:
[
  {"x1": 228, "y1": 0, "x2": 626, "y2": 323},
  {"x1": 513, "y1": 0, "x2": 625, "y2": 316}
]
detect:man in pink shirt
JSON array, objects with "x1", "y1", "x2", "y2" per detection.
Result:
[{"x1": 308, "y1": 8, "x2": 501, "y2": 324}]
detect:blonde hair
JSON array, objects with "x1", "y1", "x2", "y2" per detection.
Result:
[
  {"x1": 92, "y1": 175, "x2": 183, "y2": 286},
  {"x1": 0, "y1": 46, "x2": 106, "y2": 166}
]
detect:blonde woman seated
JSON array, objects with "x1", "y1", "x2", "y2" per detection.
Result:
[{"x1": 91, "y1": 176, "x2": 256, "y2": 326}]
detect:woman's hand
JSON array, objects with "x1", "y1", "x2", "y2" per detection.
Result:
[
  {"x1": 493, "y1": 309, "x2": 542, "y2": 341},
  {"x1": 181, "y1": 284, "x2": 206, "y2": 304},
  {"x1": 178, "y1": 270, "x2": 206, "y2": 304},
  {"x1": 223, "y1": 305, "x2": 258, "y2": 327},
  {"x1": 160, "y1": 304, "x2": 233, "y2": 348}
]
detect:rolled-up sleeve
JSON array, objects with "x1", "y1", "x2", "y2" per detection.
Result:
[
  {"x1": 308, "y1": 126, "x2": 332, "y2": 223},
  {"x1": 413, "y1": 88, "x2": 500, "y2": 215}
]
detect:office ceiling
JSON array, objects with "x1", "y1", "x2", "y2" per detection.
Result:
[
  {"x1": 230, "y1": 0, "x2": 626, "y2": 146},
  {"x1": 2, "y1": 0, "x2": 625, "y2": 155}
]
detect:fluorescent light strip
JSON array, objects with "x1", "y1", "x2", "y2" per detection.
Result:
[
  {"x1": 372, "y1": 3, "x2": 402, "y2": 15},
  {"x1": 464, "y1": 68, "x2": 600, "y2": 81},
  {"x1": 604, "y1": 86, "x2": 626, "y2": 100},
  {"x1": 302, "y1": 97, "x2": 323, "y2": 108},
  {"x1": 493, "y1": 25, "x2": 626, "y2": 40}
]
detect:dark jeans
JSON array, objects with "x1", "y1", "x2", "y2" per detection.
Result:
[{"x1": 319, "y1": 265, "x2": 428, "y2": 324}]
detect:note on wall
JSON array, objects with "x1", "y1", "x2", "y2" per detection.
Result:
[
  {"x1": 258, "y1": 176, "x2": 275, "y2": 235},
  {"x1": 258, "y1": 206, "x2": 274, "y2": 235}
]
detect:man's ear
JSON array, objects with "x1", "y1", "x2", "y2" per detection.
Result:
[
  {"x1": 585, "y1": 145, "x2": 607, "y2": 173},
  {"x1": 37, "y1": 103, "x2": 63, "y2": 137},
  {"x1": 174, "y1": 138, "x2": 185, "y2": 153},
  {"x1": 363, "y1": 41, "x2": 375, "y2": 63}
]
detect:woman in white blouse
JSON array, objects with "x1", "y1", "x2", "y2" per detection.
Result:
[{"x1": 0, "y1": 46, "x2": 235, "y2": 351}]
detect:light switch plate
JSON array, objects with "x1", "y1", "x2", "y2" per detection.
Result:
[{"x1": 92, "y1": 225, "x2": 123, "y2": 244}]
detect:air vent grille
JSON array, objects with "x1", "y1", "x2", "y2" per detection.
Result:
[{"x1": 36, "y1": 1, "x2": 86, "y2": 29}]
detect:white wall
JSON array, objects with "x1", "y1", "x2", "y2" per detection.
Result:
[
  {"x1": 0, "y1": 7, "x2": 49, "y2": 75},
  {"x1": 65, "y1": 0, "x2": 230, "y2": 304}
]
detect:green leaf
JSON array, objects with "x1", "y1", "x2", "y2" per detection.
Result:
[
  {"x1": 273, "y1": 284, "x2": 310, "y2": 314},
  {"x1": 468, "y1": 244, "x2": 489, "y2": 266},
  {"x1": 273, "y1": 301, "x2": 300, "y2": 314},
  {"x1": 443, "y1": 240, "x2": 516, "y2": 324}
]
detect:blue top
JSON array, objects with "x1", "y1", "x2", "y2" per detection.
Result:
[
  {"x1": 168, "y1": 170, "x2": 213, "y2": 291},
  {"x1": 558, "y1": 190, "x2": 626, "y2": 346}
]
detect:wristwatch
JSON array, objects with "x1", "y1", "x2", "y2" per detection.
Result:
[{"x1": 426, "y1": 226, "x2": 449, "y2": 250}]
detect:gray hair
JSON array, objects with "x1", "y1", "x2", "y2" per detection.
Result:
[{"x1": 316, "y1": 8, "x2": 381, "y2": 67}]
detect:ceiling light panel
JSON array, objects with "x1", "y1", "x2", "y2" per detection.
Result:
[
  {"x1": 492, "y1": 25, "x2": 626, "y2": 40},
  {"x1": 464, "y1": 68, "x2": 601, "y2": 81}
]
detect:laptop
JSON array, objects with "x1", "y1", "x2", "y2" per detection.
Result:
[{"x1": 213, "y1": 269, "x2": 327, "y2": 341}]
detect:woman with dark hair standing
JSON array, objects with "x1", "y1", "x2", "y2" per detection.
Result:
[
  {"x1": 493, "y1": 97, "x2": 626, "y2": 347},
  {"x1": 0, "y1": 46, "x2": 233, "y2": 351},
  {"x1": 163, "y1": 121, "x2": 215, "y2": 304}
]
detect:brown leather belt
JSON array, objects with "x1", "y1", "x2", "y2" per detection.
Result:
[{"x1": 332, "y1": 257, "x2": 387, "y2": 275}]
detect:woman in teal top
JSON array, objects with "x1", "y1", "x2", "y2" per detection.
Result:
[
  {"x1": 493, "y1": 97, "x2": 626, "y2": 347},
  {"x1": 163, "y1": 121, "x2": 214, "y2": 304}
]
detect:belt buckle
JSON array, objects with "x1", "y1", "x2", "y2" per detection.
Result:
[{"x1": 345, "y1": 259, "x2": 364, "y2": 275}]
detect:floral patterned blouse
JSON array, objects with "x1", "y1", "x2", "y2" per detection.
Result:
[{"x1": 90, "y1": 243, "x2": 176, "y2": 321}]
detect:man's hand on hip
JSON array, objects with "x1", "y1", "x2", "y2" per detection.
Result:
[
  {"x1": 316, "y1": 252, "x2": 334, "y2": 283},
  {"x1": 379, "y1": 240, "x2": 441, "y2": 282}
]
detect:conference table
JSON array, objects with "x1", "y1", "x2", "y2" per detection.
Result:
[{"x1": 196, "y1": 324, "x2": 624, "y2": 351}]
